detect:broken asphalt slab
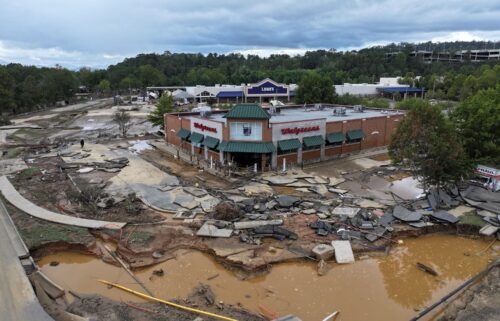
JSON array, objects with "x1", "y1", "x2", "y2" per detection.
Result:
[
  {"x1": 393, "y1": 205, "x2": 422, "y2": 222},
  {"x1": 331, "y1": 240, "x2": 355, "y2": 264},
  {"x1": 196, "y1": 222, "x2": 233, "y2": 238}
]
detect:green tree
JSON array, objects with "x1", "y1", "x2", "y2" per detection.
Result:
[
  {"x1": 138, "y1": 65, "x2": 166, "y2": 87},
  {"x1": 0, "y1": 69, "x2": 17, "y2": 114},
  {"x1": 112, "y1": 110, "x2": 131, "y2": 137},
  {"x1": 395, "y1": 98, "x2": 429, "y2": 110},
  {"x1": 98, "y1": 79, "x2": 111, "y2": 92},
  {"x1": 147, "y1": 93, "x2": 173, "y2": 128},
  {"x1": 452, "y1": 85, "x2": 500, "y2": 165},
  {"x1": 389, "y1": 103, "x2": 471, "y2": 192},
  {"x1": 295, "y1": 71, "x2": 335, "y2": 104}
]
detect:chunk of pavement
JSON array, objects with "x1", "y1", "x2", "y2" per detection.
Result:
[
  {"x1": 198, "y1": 195, "x2": 220, "y2": 212},
  {"x1": 196, "y1": 222, "x2": 233, "y2": 238},
  {"x1": 355, "y1": 199, "x2": 386, "y2": 209},
  {"x1": 159, "y1": 175, "x2": 180, "y2": 186},
  {"x1": 226, "y1": 195, "x2": 251, "y2": 203},
  {"x1": 77, "y1": 167, "x2": 94, "y2": 173},
  {"x1": 448, "y1": 205, "x2": 475, "y2": 218},
  {"x1": 483, "y1": 216, "x2": 500, "y2": 227},
  {"x1": 312, "y1": 244, "x2": 334, "y2": 260},
  {"x1": 364, "y1": 226, "x2": 387, "y2": 242},
  {"x1": 409, "y1": 221, "x2": 434, "y2": 228},
  {"x1": 276, "y1": 195, "x2": 300, "y2": 208},
  {"x1": 300, "y1": 202, "x2": 314, "y2": 208},
  {"x1": 234, "y1": 219, "x2": 283, "y2": 229},
  {"x1": 295, "y1": 188, "x2": 311, "y2": 193},
  {"x1": 309, "y1": 184, "x2": 329, "y2": 196},
  {"x1": 430, "y1": 210, "x2": 459, "y2": 224},
  {"x1": 286, "y1": 182, "x2": 313, "y2": 188},
  {"x1": 262, "y1": 176, "x2": 297, "y2": 185},
  {"x1": 328, "y1": 177, "x2": 345, "y2": 186},
  {"x1": 173, "y1": 210, "x2": 198, "y2": 220},
  {"x1": 331, "y1": 240, "x2": 355, "y2": 264},
  {"x1": 183, "y1": 187, "x2": 208, "y2": 197},
  {"x1": 174, "y1": 197, "x2": 200, "y2": 210},
  {"x1": 265, "y1": 200, "x2": 277, "y2": 209},
  {"x1": 253, "y1": 225, "x2": 298, "y2": 240},
  {"x1": 317, "y1": 259, "x2": 330, "y2": 276},
  {"x1": 331, "y1": 207, "x2": 360, "y2": 218},
  {"x1": 241, "y1": 182, "x2": 274, "y2": 197},
  {"x1": 302, "y1": 208, "x2": 317, "y2": 215},
  {"x1": 393, "y1": 205, "x2": 422, "y2": 222},
  {"x1": 305, "y1": 176, "x2": 328, "y2": 184},
  {"x1": 479, "y1": 224, "x2": 499, "y2": 236},
  {"x1": 477, "y1": 210, "x2": 496, "y2": 218},
  {"x1": 378, "y1": 212, "x2": 394, "y2": 226},
  {"x1": 328, "y1": 188, "x2": 349, "y2": 194}
]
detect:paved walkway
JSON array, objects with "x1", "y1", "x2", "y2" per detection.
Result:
[
  {"x1": 0, "y1": 176, "x2": 126, "y2": 230},
  {"x1": 0, "y1": 199, "x2": 54, "y2": 321}
]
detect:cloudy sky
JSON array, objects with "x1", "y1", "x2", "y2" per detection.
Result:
[{"x1": 0, "y1": 0, "x2": 499, "y2": 69}]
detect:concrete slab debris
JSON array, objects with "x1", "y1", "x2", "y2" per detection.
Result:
[
  {"x1": 331, "y1": 240, "x2": 355, "y2": 264},
  {"x1": 331, "y1": 207, "x2": 360, "y2": 218},
  {"x1": 198, "y1": 195, "x2": 220, "y2": 212},
  {"x1": 173, "y1": 211, "x2": 198, "y2": 220},
  {"x1": 309, "y1": 184, "x2": 329, "y2": 196},
  {"x1": 328, "y1": 188, "x2": 348, "y2": 194},
  {"x1": 393, "y1": 205, "x2": 422, "y2": 222},
  {"x1": 196, "y1": 222, "x2": 233, "y2": 238},
  {"x1": 233, "y1": 219, "x2": 283, "y2": 229},
  {"x1": 448, "y1": 205, "x2": 475, "y2": 218},
  {"x1": 409, "y1": 221, "x2": 434, "y2": 228},
  {"x1": 77, "y1": 167, "x2": 94, "y2": 173},
  {"x1": 241, "y1": 183, "x2": 274, "y2": 197},
  {"x1": 0, "y1": 158, "x2": 28, "y2": 175},
  {"x1": 431, "y1": 210, "x2": 459, "y2": 224},
  {"x1": 183, "y1": 187, "x2": 208, "y2": 197},
  {"x1": 355, "y1": 199, "x2": 386, "y2": 209},
  {"x1": 226, "y1": 195, "x2": 251, "y2": 203},
  {"x1": 328, "y1": 177, "x2": 345, "y2": 186},
  {"x1": 312, "y1": 244, "x2": 334, "y2": 260},
  {"x1": 276, "y1": 195, "x2": 300, "y2": 208},
  {"x1": 272, "y1": 314, "x2": 303, "y2": 321},
  {"x1": 364, "y1": 226, "x2": 387, "y2": 242},
  {"x1": 262, "y1": 176, "x2": 297, "y2": 185},
  {"x1": 479, "y1": 224, "x2": 499, "y2": 236},
  {"x1": 286, "y1": 182, "x2": 313, "y2": 188}
]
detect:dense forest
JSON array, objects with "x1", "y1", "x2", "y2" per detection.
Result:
[{"x1": 0, "y1": 41, "x2": 499, "y2": 115}]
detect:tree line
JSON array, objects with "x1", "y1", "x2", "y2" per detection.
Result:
[{"x1": 1, "y1": 41, "x2": 499, "y2": 116}]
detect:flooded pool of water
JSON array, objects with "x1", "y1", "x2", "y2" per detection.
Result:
[{"x1": 38, "y1": 235, "x2": 497, "y2": 321}]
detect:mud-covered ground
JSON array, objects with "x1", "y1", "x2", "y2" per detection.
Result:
[
  {"x1": 67, "y1": 285, "x2": 264, "y2": 321},
  {"x1": 437, "y1": 261, "x2": 500, "y2": 321}
]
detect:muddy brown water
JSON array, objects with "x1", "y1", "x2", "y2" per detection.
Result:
[{"x1": 38, "y1": 235, "x2": 498, "y2": 321}]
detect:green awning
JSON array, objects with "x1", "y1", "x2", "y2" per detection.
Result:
[
  {"x1": 190, "y1": 132, "x2": 204, "y2": 144},
  {"x1": 219, "y1": 141, "x2": 275, "y2": 153},
  {"x1": 278, "y1": 138, "x2": 301, "y2": 151},
  {"x1": 303, "y1": 135, "x2": 324, "y2": 148},
  {"x1": 177, "y1": 128, "x2": 191, "y2": 140},
  {"x1": 346, "y1": 129, "x2": 365, "y2": 140},
  {"x1": 326, "y1": 132, "x2": 345, "y2": 144},
  {"x1": 203, "y1": 136, "x2": 220, "y2": 149}
]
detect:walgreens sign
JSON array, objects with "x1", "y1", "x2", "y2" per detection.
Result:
[
  {"x1": 194, "y1": 122, "x2": 217, "y2": 133},
  {"x1": 281, "y1": 126, "x2": 320, "y2": 135}
]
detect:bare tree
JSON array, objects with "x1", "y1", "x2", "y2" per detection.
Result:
[{"x1": 113, "y1": 110, "x2": 131, "y2": 137}]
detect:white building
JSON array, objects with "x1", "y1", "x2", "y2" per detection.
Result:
[{"x1": 334, "y1": 77, "x2": 410, "y2": 96}]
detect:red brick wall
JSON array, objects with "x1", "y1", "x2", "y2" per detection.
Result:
[
  {"x1": 325, "y1": 146, "x2": 342, "y2": 157},
  {"x1": 302, "y1": 149, "x2": 321, "y2": 161},
  {"x1": 277, "y1": 153, "x2": 298, "y2": 166},
  {"x1": 385, "y1": 115, "x2": 403, "y2": 144},
  {"x1": 342, "y1": 143, "x2": 361, "y2": 154},
  {"x1": 207, "y1": 149, "x2": 219, "y2": 160},
  {"x1": 361, "y1": 116, "x2": 387, "y2": 149}
]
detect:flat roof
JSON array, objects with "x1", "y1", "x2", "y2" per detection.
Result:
[{"x1": 187, "y1": 106, "x2": 403, "y2": 124}]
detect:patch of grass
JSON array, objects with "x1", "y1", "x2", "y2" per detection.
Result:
[
  {"x1": 19, "y1": 224, "x2": 92, "y2": 248},
  {"x1": 17, "y1": 167, "x2": 41, "y2": 179},
  {"x1": 458, "y1": 213, "x2": 486, "y2": 227},
  {"x1": 3, "y1": 147, "x2": 23, "y2": 159},
  {"x1": 128, "y1": 231, "x2": 154, "y2": 245}
]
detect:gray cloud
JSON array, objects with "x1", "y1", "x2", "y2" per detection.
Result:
[{"x1": 0, "y1": 0, "x2": 499, "y2": 68}]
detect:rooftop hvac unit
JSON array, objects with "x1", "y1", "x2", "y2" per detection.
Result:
[
  {"x1": 269, "y1": 105, "x2": 277, "y2": 114},
  {"x1": 332, "y1": 107, "x2": 346, "y2": 116},
  {"x1": 353, "y1": 105, "x2": 364, "y2": 112},
  {"x1": 314, "y1": 104, "x2": 324, "y2": 110},
  {"x1": 200, "y1": 110, "x2": 212, "y2": 118}
]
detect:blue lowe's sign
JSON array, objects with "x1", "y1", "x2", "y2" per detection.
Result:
[{"x1": 247, "y1": 80, "x2": 288, "y2": 96}]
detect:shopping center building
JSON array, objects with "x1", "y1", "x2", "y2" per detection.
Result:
[{"x1": 165, "y1": 104, "x2": 404, "y2": 171}]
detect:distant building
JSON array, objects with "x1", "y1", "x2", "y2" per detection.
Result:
[
  {"x1": 334, "y1": 77, "x2": 423, "y2": 97},
  {"x1": 165, "y1": 103, "x2": 404, "y2": 171},
  {"x1": 148, "y1": 78, "x2": 297, "y2": 104}
]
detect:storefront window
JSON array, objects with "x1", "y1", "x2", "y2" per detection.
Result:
[
  {"x1": 303, "y1": 144, "x2": 321, "y2": 151},
  {"x1": 278, "y1": 148, "x2": 298, "y2": 155},
  {"x1": 230, "y1": 122, "x2": 262, "y2": 141}
]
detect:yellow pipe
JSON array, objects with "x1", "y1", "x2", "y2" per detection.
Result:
[{"x1": 98, "y1": 279, "x2": 238, "y2": 321}]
